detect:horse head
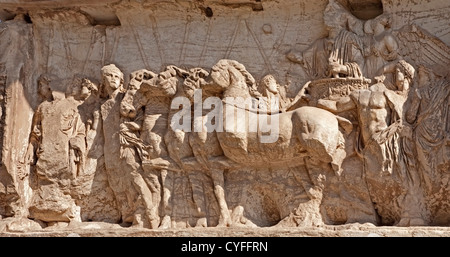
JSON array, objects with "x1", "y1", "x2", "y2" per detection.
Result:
[
  {"x1": 120, "y1": 69, "x2": 158, "y2": 118},
  {"x1": 159, "y1": 65, "x2": 210, "y2": 101},
  {"x1": 182, "y1": 67, "x2": 210, "y2": 101},
  {"x1": 206, "y1": 59, "x2": 257, "y2": 98}
]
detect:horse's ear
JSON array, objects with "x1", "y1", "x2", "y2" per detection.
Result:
[
  {"x1": 143, "y1": 70, "x2": 157, "y2": 80},
  {"x1": 131, "y1": 71, "x2": 143, "y2": 82},
  {"x1": 173, "y1": 66, "x2": 189, "y2": 78}
]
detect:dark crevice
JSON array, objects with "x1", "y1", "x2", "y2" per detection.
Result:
[
  {"x1": 23, "y1": 14, "x2": 32, "y2": 24},
  {"x1": 204, "y1": 7, "x2": 213, "y2": 18},
  {"x1": 347, "y1": 0, "x2": 383, "y2": 20},
  {"x1": 252, "y1": 2, "x2": 264, "y2": 12}
]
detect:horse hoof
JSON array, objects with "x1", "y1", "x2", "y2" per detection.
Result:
[
  {"x1": 195, "y1": 217, "x2": 208, "y2": 228},
  {"x1": 216, "y1": 217, "x2": 232, "y2": 227},
  {"x1": 159, "y1": 216, "x2": 172, "y2": 229}
]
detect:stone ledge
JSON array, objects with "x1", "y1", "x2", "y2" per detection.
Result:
[{"x1": 1, "y1": 222, "x2": 450, "y2": 237}]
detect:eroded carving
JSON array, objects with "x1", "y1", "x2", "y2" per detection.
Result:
[{"x1": 0, "y1": 0, "x2": 449, "y2": 233}]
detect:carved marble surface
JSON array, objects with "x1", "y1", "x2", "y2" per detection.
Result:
[{"x1": 0, "y1": 0, "x2": 449, "y2": 233}]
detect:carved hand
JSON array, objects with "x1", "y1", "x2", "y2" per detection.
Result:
[
  {"x1": 21, "y1": 143, "x2": 35, "y2": 165},
  {"x1": 286, "y1": 51, "x2": 303, "y2": 64}
]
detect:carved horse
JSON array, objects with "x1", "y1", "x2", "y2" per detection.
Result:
[
  {"x1": 161, "y1": 65, "x2": 235, "y2": 227},
  {"x1": 204, "y1": 59, "x2": 347, "y2": 173},
  {"x1": 165, "y1": 65, "x2": 235, "y2": 227},
  {"x1": 198, "y1": 60, "x2": 350, "y2": 225},
  {"x1": 120, "y1": 66, "x2": 234, "y2": 227},
  {"x1": 120, "y1": 68, "x2": 178, "y2": 229}
]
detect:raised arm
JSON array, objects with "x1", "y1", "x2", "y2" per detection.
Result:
[{"x1": 22, "y1": 106, "x2": 43, "y2": 164}]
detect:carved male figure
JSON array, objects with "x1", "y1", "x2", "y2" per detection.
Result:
[
  {"x1": 23, "y1": 74, "x2": 85, "y2": 223},
  {"x1": 257, "y1": 75, "x2": 291, "y2": 113},
  {"x1": 317, "y1": 60, "x2": 427, "y2": 225},
  {"x1": 99, "y1": 64, "x2": 160, "y2": 228}
]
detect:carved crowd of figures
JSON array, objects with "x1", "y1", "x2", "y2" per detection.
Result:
[{"x1": 19, "y1": 0, "x2": 450, "y2": 228}]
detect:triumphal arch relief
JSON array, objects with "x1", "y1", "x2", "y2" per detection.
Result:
[{"x1": 0, "y1": 0, "x2": 449, "y2": 234}]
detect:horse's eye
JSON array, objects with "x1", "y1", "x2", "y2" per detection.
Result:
[{"x1": 144, "y1": 73, "x2": 153, "y2": 80}]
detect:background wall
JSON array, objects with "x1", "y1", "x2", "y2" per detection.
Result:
[{"x1": 0, "y1": 0, "x2": 448, "y2": 220}]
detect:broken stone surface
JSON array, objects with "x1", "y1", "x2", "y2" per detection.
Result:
[{"x1": 0, "y1": 0, "x2": 449, "y2": 236}]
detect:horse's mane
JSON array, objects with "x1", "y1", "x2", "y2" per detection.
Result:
[
  {"x1": 129, "y1": 69, "x2": 158, "y2": 89},
  {"x1": 163, "y1": 65, "x2": 209, "y2": 95},
  {"x1": 212, "y1": 59, "x2": 261, "y2": 98}
]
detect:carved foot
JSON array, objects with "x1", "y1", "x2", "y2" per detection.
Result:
[
  {"x1": 159, "y1": 215, "x2": 172, "y2": 229},
  {"x1": 150, "y1": 217, "x2": 160, "y2": 229},
  {"x1": 216, "y1": 215, "x2": 233, "y2": 227},
  {"x1": 1, "y1": 217, "x2": 43, "y2": 232},
  {"x1": 397, "y1": 217, "x2": 426, "y2": 227},
  {"x1": 195, "y1": 217, "x2": 208, "y2": 228},
  {"x1": 131, "y1": 214, "x2": 144, "y2": 228},
  {"x1": 229, "y1": 206, "x2": 257, "y2": 228}
]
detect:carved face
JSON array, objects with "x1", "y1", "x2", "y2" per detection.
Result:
[
  {"x1": 103, "y1": 71, "x2": 122, "y2": 91},
  {"x1": 80, "y1": 84, "x2": 91, "y2": 100},
  {"x1": 418, "y1": 69, "x2": 430, "y2": 88},
  {"x1": 373, "y1": 22, "x2": 385, "y2": 36},
  {"x1": 71, "y1": 82, "x2": 82, "y2": 96},
  {"x1": 38, "y1": 80, "x2": 52, "y2": 100},
  {"x1": 265, "y1": 76, "x2": 279, "y2": 94}
]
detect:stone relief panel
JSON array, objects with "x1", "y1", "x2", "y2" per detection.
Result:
[{"x1": 0, "y1": 0, "x2": 448, "y2": 231}]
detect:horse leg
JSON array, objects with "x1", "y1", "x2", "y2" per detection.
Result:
[
  {"x1": 330, "y1": 132, "x2": 346, "y2": 176},
  {"x1": 187, "y1": 169, "x2": 208, "y2": 227},
  {"x1": 290, "y1": 159, "x2": 325, "y2": 227},
  {"x1": 210, "y1": 168, "x2": 232, "y2": 227},
  {"x1": 291, "y1": 120, "x2": 329, "y2": 225},
  {"x1": 159, "y1": 169, "x2": 173, "y2": 229},
  {"x1": 141, "y1": 168, "x2": 163, "y2": 229}
]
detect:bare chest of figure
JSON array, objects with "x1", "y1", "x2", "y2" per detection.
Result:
[{"x1": 357, "y1": 90, "x2": 390, "y2": 138}]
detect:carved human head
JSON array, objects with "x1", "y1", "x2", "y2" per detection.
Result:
[
  {"x1": 37, "y1": 73, "x2": 54, "y2": 101},
  {"x1": 101, "y1": 64, "x2": 124, "y2": 95},
  {"x1": 364, "y1": 14, "x2": 391, "y2": 35},
  {"x1": 417, "y1": 65, "x2": 434, "y2": 88},
  {"x1": 395, "y1": 60, "x2": 415, "y2": 91},
  {"x1": 66, "y1": 76, "x2": 83, "y2": 99},
  {"x1": 80, "y1": 78, "x2": 99, "y2": 100},
  {"x1": 260, "y1": 74, "x2": 279, "y2": 95}
]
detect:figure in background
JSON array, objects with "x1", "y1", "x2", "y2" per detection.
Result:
[
  {"x1": 67, "y1": 76, "x2": 114, "y2": 221},
  {"x1": 63, "y1": 77, "x2": 88, "y2": 180},
  {"x1": 22, "y1": 74, "x2": 85, "y2": 224},
  {"x1": 287, "y1": 0, "x2": 365, "y2": 80},
  {"x1": 362, "y1": 14, "x2": 399, "y2": 80},
  {"x1": 76, "y1": 78, "x2": 101, "y2": 158}
]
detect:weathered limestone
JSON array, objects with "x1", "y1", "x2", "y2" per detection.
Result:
[{"x1": 0, "y1": 0, "x2": 449, "y2": 235}]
